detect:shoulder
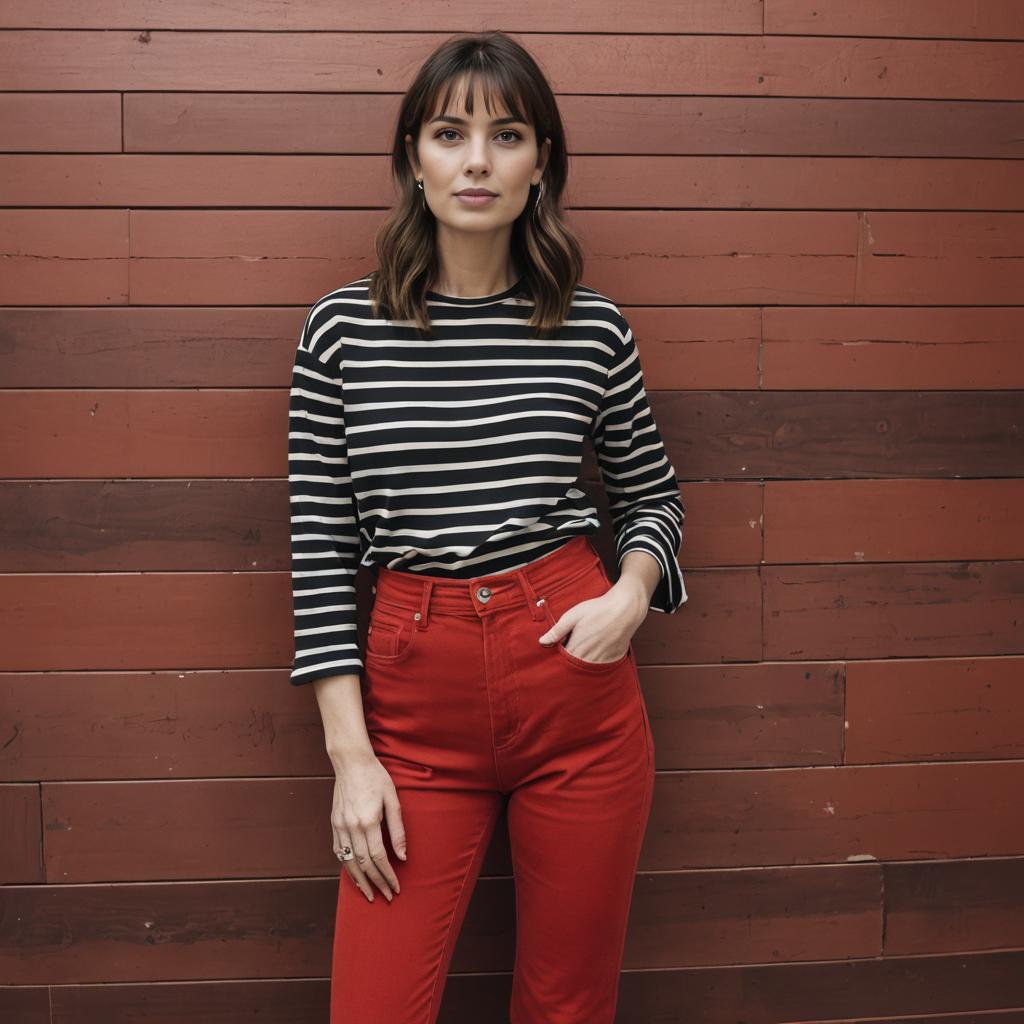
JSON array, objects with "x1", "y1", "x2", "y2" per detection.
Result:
[
  {"x1": 298, "y1": 274, "x2": 377, "y2": 361},
  {"x1": 568, "y1": 282, "x2": 633, "y2": 349}
]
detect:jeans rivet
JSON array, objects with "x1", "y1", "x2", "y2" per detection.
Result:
[
  {"x1": 536, "y1": 598, "x2": 545, "y2": 605},
  {"x1": 413, "y1": 612, "x2": 421, "y2": 620}
]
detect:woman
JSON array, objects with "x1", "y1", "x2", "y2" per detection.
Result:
[{"x1": 287, "y1": 30, "x2": 687, "y2": 1024}]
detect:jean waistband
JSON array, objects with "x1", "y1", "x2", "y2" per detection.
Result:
[{"x1": 372, "y1": 535, "x2": 606, "y2": 625}]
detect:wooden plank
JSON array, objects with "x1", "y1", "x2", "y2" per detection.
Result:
[
  {"x1": 0, "y1": 877, "x2": 340, "y2": 983},
  {"x1": 768, "y1": 0, "x2": 1024, "y2": 40},
  {"x1": 126, "y1": 92, "x2": 1024, "y2": 159},
  {"x1": 620, "y1": 951, "x2": 1024, "y2": 1023},
  {"x1": 4, "y1": 390, "x2": 1021, "y2": 481},
  {"x1": 780, "y1": 1015, "x2": 1024, "y2": 1024},
  {"x1": 649, "y1": 761, "x2": 1024, "y2": 869},
  {"x1": 0, "y1": 660, "x2": 838, "y2": 784},
  {"x1": 42, "y1": 777, "x2": 342, "y2": 882},
  {"x1": 0, "y1": 93, "x2": 121, "y2": 151},
  {"x1": 0, "y1": 0, "x2": 763, "y2": 33},
  {"x1": 780, "y1": 1013, "x2": 1024, "y2": 1024},
  {"x1": 884, "y1": 857, "x2": 1024, "y2": 955},
  {"x1": 0, "y1": 478, "x2": 754, "y2": 573},
  {"x1": 42, "y1": 968, "x2": 1024, "y2": 1024},
  {"x1": 643, "y1": 662, "x2": 844, "y2": 769},
  {"x1": 4, "y1": 208, "x2": 1017, "y2": 308},
  {"x1": 0, "y1": 480, "x2": 293, "y2": 572},
  {"x1": 6, "y1": 304, "x2": 1022, "y2": 393},
  {"x1": 5, "y1": 153, "x2": 1024, "y2": 210},
  {"x1": 763, "y1": 307, "x2": 1024, "y2": 389},
  {"x1": 50, "y1": 980, "x2": 330, "y2": 1024},
  {"x1": 0, "y1": 671, "x2": 331, "y2": 783},
  {"x1": 0, "y1": 988, "x2": 48, "y2": 1024},
  {"x1": 624, "y1": 862, "x2": 882, "y2": 967},
  {"x1": 0, "y1": 859, "x2": 882, "y2": 974},
  {"x1": 629, "y1": 307, "x2": 761, "y2": 390},
  {"x1": 2, "y1": 32, "x2": 1022, "y2": 100},
  {"x1": 660, "y1": 391, "x2": 1024, "y2": 481},
  {"x1": 0, "y1": 783, "x2": 42, "y2": 883},
  {"x1": 845, "y1": 657, "x2": 1024, "y2": 764},
  {"x1": 0, "y1": 567, "x2": 756, "y2": 672},
  {"x1": 0, "y1": 209, "x2": 129, "y2": 305},
  {"x1": 857, "y1": 211, "x2": 1024, "y2": 306},
  {"x1": 0, "y1": 306, "x2": 304, "y2": 388},
  {"x1": 0, "y1": 570, "x2": 294, "y2": 673},
  {"x1": 764, "y1": 480, "x2": 1024, "y2": 563},
  {"x1": 764, "y1": 561, "x2": 1024, "y2": 661},
  {"x1": 0, "y1": 390, "x2": 288, "y2": 478}
]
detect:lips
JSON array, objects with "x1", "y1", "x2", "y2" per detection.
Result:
[{"x1": 456, "y1": 190, "x2": 497, "y2": 197}]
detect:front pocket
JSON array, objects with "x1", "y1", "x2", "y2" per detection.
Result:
[
  {"x1": 555, "y1": 639, "x2": 631, "y2": 672},
  {"x1": 538, "y1": 563, "x2": 632, "y2": 672},
  {"x1": 365, "y1": 608, "x2": 420, "y2": 663}
]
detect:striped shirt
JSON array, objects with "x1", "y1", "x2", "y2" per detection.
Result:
[{"x1": 287, "y1": 273, "x2": 687, "y2": 686}]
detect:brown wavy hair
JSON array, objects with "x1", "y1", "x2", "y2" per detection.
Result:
[{"x1": 367, "y1": 31, "x2": 584, "y2": 339}]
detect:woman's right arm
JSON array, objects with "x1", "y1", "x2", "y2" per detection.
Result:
[
  {"x1": 312, "y1": 673, "x2": 407, "y2": 902},
  {"x1": 288, "y1": 299, "x2": 405, "y2": 901}
]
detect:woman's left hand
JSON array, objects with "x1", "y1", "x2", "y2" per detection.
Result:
[{"x1": 538, "y1": 579, "x2": 648, "y2": 663}]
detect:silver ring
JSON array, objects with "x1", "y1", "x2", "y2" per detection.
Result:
[{"x1": 337, "y1": 845, "x2": 355, "y2": 861}]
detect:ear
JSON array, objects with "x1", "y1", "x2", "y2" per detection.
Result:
[
  {"x1": 404, "y1": 132, "x2": 420, "y2": 178},
  {"x1": 535, "y1": 135, "x2": 551, "y2": 181}
]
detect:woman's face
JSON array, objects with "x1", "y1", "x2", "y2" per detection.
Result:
[{"x1": 405, "y1": 77, "x2": 550, "y2": 233}]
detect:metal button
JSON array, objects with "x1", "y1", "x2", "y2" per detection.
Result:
[{"x1": 476, "y1": 586, "x2": 492, "y2": 602}]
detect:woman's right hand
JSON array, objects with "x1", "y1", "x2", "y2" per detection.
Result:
[{"x1": 331, "y1": 753, "x2": 407, "y2": 902}]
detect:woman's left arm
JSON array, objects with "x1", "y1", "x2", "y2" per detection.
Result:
[
  {"x1": 590, "y1": 307, "x2": 688, "y2": 615},
  {"x1": 538, "y1": 308, "x2": 687, "y2": 661}
]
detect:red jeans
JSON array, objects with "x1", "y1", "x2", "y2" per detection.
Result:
[{"x1": 331, "y1": 535, "x2": 656, "y2": 1024}]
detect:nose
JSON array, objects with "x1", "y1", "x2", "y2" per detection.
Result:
[{"x1": 463, "y1": 138, "x2": 492, "y2": 175}]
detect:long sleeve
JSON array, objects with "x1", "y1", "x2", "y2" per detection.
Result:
[
  {"x1": 590, "y1": 309, "x2": 687, "y2": 613},
  {"x1": 287, "y1": 306, "x2": 363, "y2": 685}
]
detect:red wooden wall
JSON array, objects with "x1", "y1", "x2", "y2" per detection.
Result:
[{"x1": 2, "y1": 3, "x2": 1024, "y2": 1022}]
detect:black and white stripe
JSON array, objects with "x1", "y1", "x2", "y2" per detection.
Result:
[{"x1": 287, "y1": 274, "x2": 686, "y2": 686}]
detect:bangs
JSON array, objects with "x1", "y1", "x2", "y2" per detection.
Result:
[{"x1": 425, "y1": 67, "x2": 532, "y2": 129}]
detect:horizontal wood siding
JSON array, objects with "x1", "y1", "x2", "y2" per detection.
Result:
[{"x1": 1, "y1": 2, "x2": 1022, "y2": 1021}]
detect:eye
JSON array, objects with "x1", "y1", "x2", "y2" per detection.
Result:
[{"x1": 433, "y1": 128, "x2": 523, "y2": 143}]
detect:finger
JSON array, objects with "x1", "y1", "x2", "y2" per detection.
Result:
[
  {"x1": 352, "y1": 826, "x2": 393, "y2": 901},
  {"x1": 343, "y1": 861, "x2": 376, "y2": 902},
  {"x1": 383, "y1": 788, "x2": 408, "y2": 862},
  {"x1": 365, "y1": 823, "x2": 401, "y2": 895},
  {"x1": 538, "y1": 611, "x2": 574, "y2": 645},
  {"x1": 334, "y1": 827, "x2": 375, "y2": 902},
  {"x1": 341, "y1": 817, "x2": 380, "y2": 902}
]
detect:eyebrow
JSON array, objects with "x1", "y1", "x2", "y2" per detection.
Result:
[{"x1": 428, "y1": 114, "x2": 525, "y2": 126}]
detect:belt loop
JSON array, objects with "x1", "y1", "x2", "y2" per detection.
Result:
[
  {"x1": 416, "y1": 579, "x2": 434, "y2": 629},
  {"x1": 515, "y1": 566, "x2": 546, "y2": 621}
]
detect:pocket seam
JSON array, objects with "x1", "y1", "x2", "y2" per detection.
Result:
[
  {"x1": 555, "y1": 640, "x2": 631, "y2": 672},
  {"x1": 365, "y1": 613, "x2": 421, "y2": 664}
]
